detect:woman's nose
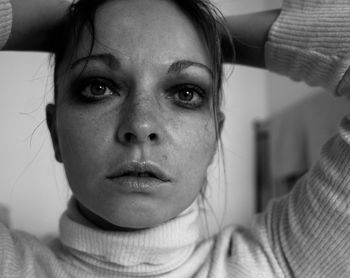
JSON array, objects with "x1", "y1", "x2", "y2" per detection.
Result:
[{"x1": 116, "y1": 99, "x2": 162, "y2": 145}]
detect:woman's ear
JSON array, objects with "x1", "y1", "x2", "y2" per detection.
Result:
[
  {"x1": 218, "y1": 111, "x2": 225, "y2": 136},
  {"x1": 46, "y1": 104, "x2": 62, "y2": 163}
]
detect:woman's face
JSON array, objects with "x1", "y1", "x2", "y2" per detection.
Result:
[{"x1": 49, "y1": 0, "x2": 218, "y2": 229}]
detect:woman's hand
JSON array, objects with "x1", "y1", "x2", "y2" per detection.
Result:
[
  {"x1": 2, "y1": 0, "x2": 70, "y2": 51},
  {"x1": 223, "y1": 9, "x2": 280, "y2": 68}
]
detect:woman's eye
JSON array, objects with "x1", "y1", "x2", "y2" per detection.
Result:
[
  {"x1": 171, "y1": 85, "x2": 205, "y2": 108},
  {"x1": 78, "y1": 79, "x2": 117, "y2": 100},
  {"x1": 178, "y1": 89, "x2": 195, "y2": 101}
]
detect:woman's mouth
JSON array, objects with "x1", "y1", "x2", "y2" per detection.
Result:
[
  {"x1": 107, "y1": 161, "x2": 171, "y2": 192},
  {"x1": 125, "y1": 171, "x2": 157, "y2": 178}
]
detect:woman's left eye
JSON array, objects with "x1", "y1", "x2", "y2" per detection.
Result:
[{"x1": 170, "y1": 85, "x2": 206, "y2": 108}]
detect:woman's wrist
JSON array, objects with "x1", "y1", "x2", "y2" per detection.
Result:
[
  {"x1": 0, "y1": 0, "x2": 12, "y2": 50},
  {"x1": 223, "y1": 9, "x2": 280, "y2": 68},
  {"x1": 2, "y1": 0, "x2": 70, "y2": 51}
]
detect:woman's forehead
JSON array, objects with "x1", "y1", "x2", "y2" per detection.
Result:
[{"x1": 72, "y1": 0, "x2": 210, "y2": 68}]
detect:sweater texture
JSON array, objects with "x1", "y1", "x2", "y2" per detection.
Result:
[
  {"x1": 265, "y1": 0, "x2": 350, "y2": 96},
  {"x1": 0, "y1": 0, "x2": 11, "y2": 49},
  {"x1": 1, "y1": 0, "x2": 350, "y2": 277}
]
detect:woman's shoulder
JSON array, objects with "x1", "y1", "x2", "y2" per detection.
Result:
[
  {"x1": 0, "y1": 222, "x2": 63, "y2": 277},
  {"x1": 202, "y1": 221, "x2": 285, "y2": 277}
]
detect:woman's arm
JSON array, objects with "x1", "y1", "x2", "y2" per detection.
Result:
[
  {"x1": 2, "y1": 0, "x2": 69, "y2": 51},
  {"x1": 224, "y1": 1, "x2": 350, "y2": 96},
  {"x1": 224, "y1": 1, "x2": 350, "y2": 276},
  {"x1": 223, "y1": 9, "x2": 280, "y2": 68}
]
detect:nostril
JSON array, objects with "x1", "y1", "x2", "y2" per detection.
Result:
[
  {"x1": 122, "y1": 132, "x2": 158, "y2": 143},
  {"x1": 124, "y1": 132, "x2": 134, "y2": 142},
  {"x1": 149, "y1": 133, "x2": 157, "y2": 141}
]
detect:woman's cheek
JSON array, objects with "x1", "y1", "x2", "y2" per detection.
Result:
[
  {"x1": 178, "y1": 115, "x2": 217, "y2": 167},
  {"x1": 56, "y1": 110, "x2": 112, "y2": 179}
]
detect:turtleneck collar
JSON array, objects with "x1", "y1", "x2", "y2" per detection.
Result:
[{"x1": 59, "y1": 198, "x2": 202, "y2": 275}]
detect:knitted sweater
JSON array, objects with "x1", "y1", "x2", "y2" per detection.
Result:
[
  {"x1": 0, "y1": 0, "x2": 10, "y2": 49},
  {"x1": 1, "y1": 0, "x2": 350, "y2": 277}
]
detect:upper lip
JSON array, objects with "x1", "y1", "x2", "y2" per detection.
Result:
[{"x1": 107, "y1": 161, "x2": 171, "y2": 182}]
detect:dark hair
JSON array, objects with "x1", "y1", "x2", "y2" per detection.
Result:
[{"x1": 52, "y1": 0, "x2": 233, "y2": 232}]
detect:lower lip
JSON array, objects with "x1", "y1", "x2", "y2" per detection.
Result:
[{"x1": 107, "y1": 176, "x2": 169, "y2": 193}]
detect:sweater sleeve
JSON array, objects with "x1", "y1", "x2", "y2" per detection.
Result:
[
  {"x1": 265, "y1": 0, "x2": 350, "y2": 96},
  {"x1": 0, "y1": 0, "x2": 11, "y2": 49},
  {"x1": 261, "y1": 115, "x2": 350, "y2": 277},
  {"x1": 0, "y1": 222, "x2": 67, "y2": 277}
]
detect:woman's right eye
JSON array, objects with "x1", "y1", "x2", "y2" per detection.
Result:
[{"x1": 77, "y1": 79, "x2": 118, "y2": 101}]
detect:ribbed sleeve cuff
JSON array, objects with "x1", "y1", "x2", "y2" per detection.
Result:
[
  {"x1": 0, "y1": 0, "x2": 11, "y2": 49},
  {"x1": 265, "y1": 0, "x2": 350, "y2": 96}
]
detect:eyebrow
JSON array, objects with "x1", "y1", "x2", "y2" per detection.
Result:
[
  {"x1": 167, "y1": 60, "x2": 213, "y2": 77},
  {"x1": 71, "y1": 53, "x2": 213, "y2": 77},
  {"x1": 70, "y1": 53, "x2": 120, "y2": 70}
]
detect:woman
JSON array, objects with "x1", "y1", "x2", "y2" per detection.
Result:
[{"x1": 1, "y1": 0, "x2": 350, "y2": 277}]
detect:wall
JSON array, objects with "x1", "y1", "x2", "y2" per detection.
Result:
[
  {"x1": 0, "y1": 52, "x2": 68, "y2": 237},
  {"x1": 207, "y1": 0, "x2": 282, "y2": 231},
  {"x1": 266, "y1": 66, "x2": 319, "y2": 116},
  {"x1": 207, "y1": 65, "x2": 267, "y2": 230}
]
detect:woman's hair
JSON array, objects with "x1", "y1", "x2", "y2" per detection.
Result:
[{"x1": 52, "y1": 0, "x2": 233, "y2": 231}]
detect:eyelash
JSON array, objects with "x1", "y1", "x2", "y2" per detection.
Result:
[
  {"x1": 168, "y1": 84, "x2": 207, "y2": 109},
  {"x1": 72, "y1": 78, "x2": 207, "y2": 109},
  {"x1": 74, "y1": 78, "x2": 119, "y2": 102}
]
